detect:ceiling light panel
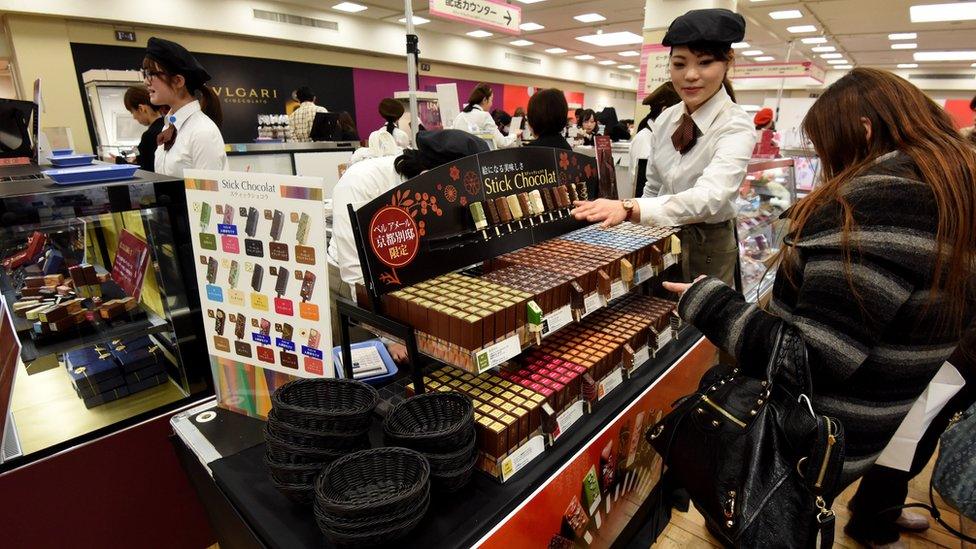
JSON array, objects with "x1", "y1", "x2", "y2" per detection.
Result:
[
  {"x1": 801, "y1": 37, "x2": 828, "y2": 44},
  {"x1": 889, "y1": 33, "x2": 917, "y2": 40},
  {"x1": 467, "y1": 30, "x2": 493, "y2": 38},
  {"x1": 598, "y1": 60, "x2": 617, "y2": 65},
  {"x1": 520, "y1": 22, "x2": 545, "y2": 31},
  {"x1": 787, "y1": 25, "x2": 818, "y2": 33},
  {"x1": 732, "y1": 42, "x2": 750, "y2": 49},
  {"x1": 619, "y1": 64, "x2": 635, "y2": 69},
  {"x1": 891, "y1": 43, "x2": 918, "y2": 49},
  {"x1": 898, "y1": 63, "x2": 919, "y2": 68},
  {"x1": 574, "y1": 54, "x2": 595, "y2": 60},
  {"x1": 914, "y1": 51, "x2": 976, "y2": 61},
  {"x1": 811, "y1": 46, "x2": 836, "y2": 52},
  {"x1": 398, "y1": 16, "x2": 430, "y2": 25},
  {"x1": 827, "y1": 59, "x2": 848, "y2": 64},
  {"x1": 510, "y1": 39, "x2": 534, "y2": 46},
  {"x1": 546, "y1": 47, "x2": 567, "y2": 54},
  {"x1": 769, "y1": 10, "x2": 803, "y2": 19},
  {"x1": 333, "y1": 2, "x2": 367, "y2": 12},
  {"x1": 742, "y1": 50, "x2": 764, "y2": 56},
  {"x1": 574, "y1": 13, "x2": 607, "y2": 23},
  {"x1": 910, "y1": 3, "x2": 976, "y2": 23},
  {"x1": 836, "y1": 64, "x2": 853, "y2": 69},
  {"x1": 618, "y1": 50, "x2": 640, "y2": 57},
  {"x1": 754, "y1": 56, "x2": 775, "y2": 61},
  {"x1": 575, "y1": 31, "x2": 643, "y2": 47},
  {"x1": 821, "y1": 53, "x2": 842, "y2": 59}
]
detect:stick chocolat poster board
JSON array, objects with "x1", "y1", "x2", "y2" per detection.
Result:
[{"x1": 352, "y1": 148, "x2": 600, "y2": 297}]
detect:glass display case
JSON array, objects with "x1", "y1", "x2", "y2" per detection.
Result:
[
  {"x1": 736, "y1": 158, "x2": 796, "y2": 301},
  {"x1": 0, "y1": 169, "x2": 212, "y2": 468}
]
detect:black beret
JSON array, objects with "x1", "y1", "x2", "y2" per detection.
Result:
[
  {"x1": 146, "y1": 37, "x2": 211, "y2": 91},
  {"x1": 416, "y1": 129, "x2": 489, "y2": 167},
  {"x1": 662, "y1": 8, "x2": 746, "y2": 47},
  {"x1": 379, "y1": 98, "x2": 405, "y2": 121}
]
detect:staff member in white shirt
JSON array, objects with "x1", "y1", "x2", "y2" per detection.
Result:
[
  {"x1": 452, "y1": 83, "x2": 520, "y2": 149},
  {"x1": 328, "y1": 130, "x2": 489, "y2": 361},
  {"x1": 572, "y1": 9, "x2": 756, "y2": 286},
  {"x1": 143, "y1": 37, "x2": 227, "y2": 178},
  {"x1": 629, "y1": 82, "x2": 682, "y2": 198}
]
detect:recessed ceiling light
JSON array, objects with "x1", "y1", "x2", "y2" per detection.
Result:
[
  {"x1": 742, "y1": 50, "x2": 764, "y2": 56},
  {"x1": 755, "y1": 56, "x2": 775, "y2": 61},
  {"x1": 520, "y1": 22, "x2": 545, "y2": 31},
  {"x1": 821, "y1": 53, "x2": 843, "y2": 59},
  {"x1": 510, "y1": 39, "x2": 534, "y2": 46},
  {"x1": 910, "y1": 3, "x2": 976, "y2": 23},
  {"x1": 812, "y1": 46, "x2": 836, "y2": 52},
  {"x1": 898, "y1": 63, "x2": 919, "y2": 68},
  {"x1": 618, "y1": 50, "x2": 641, "y2": 57},
  {"x1": 397, "y1": 16, "x2": 430, "y2": 25},
  {"x1": 575, "y1": 31, "x2": 643, "y2": 47},
  {"x1": 827, "y1": 59, "x2": 849, "y2": 64},
  {"x1": 914, "y1": 51, "x2": 976, "y2": 61},
  {"x1": 574, "y1": 13, "x2": 607, "y2": 23},
  {"x1": 835, "y1": 64, "x2": 853, "y2": 70},
  {"x1": 787, "y1": 25, "x2": 818, "y2": 33},
  {"x1": 574, "y1": 54, "x2": 595, "y2": 60},
  {"x1": 466, "y1": 30, "x2": 494, "y2": 38},
  {"x1": 732, "y1": 42, "x2": 750, "y2": 49},
  {"x1": 801, "y1": 37, "x2": 828, "y2": 44},
  {"x1": 619, "y1": 64, "x2": 635, "y2": 69},
  {"x1": 891, "y1": 43, "x2": 918, "y2": 50},
  {"x1": 598, "y1": 60, "x2": 617, "y2": 65},
  {"x1": 546, "y1": 47, "x2": 568, "y2": 54},
  {"x1": 769, "y1": 9, "x2": 803, "y2": 19},
  {"x1": 333, "y1": 2, "x2": 367, "y2": 12},
  {"x1": 889, "y1": 32, "x2": 917, "y2": 40}
]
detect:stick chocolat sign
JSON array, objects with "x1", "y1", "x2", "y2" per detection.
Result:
[{"x1": 352, "y1": 147, "x2": 600, "y2": 296}]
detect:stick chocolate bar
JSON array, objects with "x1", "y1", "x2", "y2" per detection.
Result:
[
  {"x1": 245, "y1": 207, "x2": 259, "y2": 237},
  {"x1": 270, "y1": 210, "x2": 284, "y2": 241},
  {"x1": 300, "y1": 271, "x2": 315, "y2": 302},
  {"x1": 274, "y1": 267, "x2": 289, "y2": 297}
]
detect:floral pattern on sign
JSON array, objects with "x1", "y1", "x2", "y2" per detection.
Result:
[
  {"x1": 450, "y1": 165, "x2": 461, "y2": 182},
  {"x1": 443, "y1": 184, "x2": 458, "y2": 203},
  {"x1": 463, "y1": 170, "x2": 481, "y2": 196}
]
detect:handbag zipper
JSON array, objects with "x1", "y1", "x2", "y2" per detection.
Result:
[
  {"x1": 701, "y1": 395, "x2": 747, "y2": 428},
  {"x1": 815, "y1": 417, "x2": 837, "y2": 489}
]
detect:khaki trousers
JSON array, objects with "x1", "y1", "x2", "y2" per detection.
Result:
[{"x1": 679, "y1": 220, "x2": 739, "y2": 287}]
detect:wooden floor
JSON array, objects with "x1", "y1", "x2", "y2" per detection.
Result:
[{"x1": 654, "y1": 455, "x2": 975, "y2": 548}]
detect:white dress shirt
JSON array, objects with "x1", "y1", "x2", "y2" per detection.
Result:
[
  {"x1": 154, "y1": 100, "x2": 228, "y2": 178},
  {"x1": 629, "y1": 126, "x2": 654, "y2": 196},
  {"x1": 452, "y1": 105, "x2": 518, "y2": 149},
  {"x1": 327, "y1": 156, "x2": 405, "y2": 294},
  {"x1": 636, "y1": 87, "x2": 756, "y2": 226}
]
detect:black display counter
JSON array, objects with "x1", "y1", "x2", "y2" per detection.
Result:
[{"x1": 173, "y1": 329, "x2": 705, "y2": 549}]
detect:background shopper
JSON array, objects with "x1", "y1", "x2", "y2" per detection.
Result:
[
  {"x1": 143, "y1": 37, "x2": 227, "y2": 177},
  {"x1": 571, "y1": 8, "x2": 756, "y2": 286},
  {"x1": 115, "y1": 85, "x2": 163, "y2": 172},
  {"x1": 337, "y1": 111, "x2": 359, "y2": 142},
  {"x1": 630, "y1": 82, "x2": 682, "y2": 198},
  {"x1": 288, "y1": 86, "x2": 328, "y2": 142},
  {"x1": 525, "y1": 88, "x2": 571, "y2": 151},
  {"x1": 665, "y1": 68, "x2": 976, "y2": 507},
  {"x1": 453, "y1": 83, "x2": 519, "y2": 149},
  {"x1": 575, "y1": 109, "x2": 598, "y2": 146}
]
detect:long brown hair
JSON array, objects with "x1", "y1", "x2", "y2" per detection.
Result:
[
  {"x1": 142, "y1": 57, "x2": 223, "y2": 127},
  {"x1": 463, "y1": 83, "x2": 493, "y2": 113},
  {"x1": 787, "y1": 68, "x2": 976, "y2": 327}
]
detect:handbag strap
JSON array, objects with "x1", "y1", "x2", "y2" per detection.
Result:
[{"x1": 764, "y1": 323, "x2": 814, "y2": 399}]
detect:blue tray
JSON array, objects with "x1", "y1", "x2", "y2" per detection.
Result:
[
  {"x1": 51, "y1": 148, "x2": 73, "y2": 156},
  {"x1": 43, "y1": 164, "x2": 139, "y2": 185},
  {"x1": 331, "y1": 340, "x2": 398, "y2": 385},
  {"x1": 48, "y1": 154, "x2": 95, "y2": 167}
]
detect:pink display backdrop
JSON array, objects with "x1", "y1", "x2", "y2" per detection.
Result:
[{"x1": 353, "y1": 68, "x2": 505, "y2": 134}]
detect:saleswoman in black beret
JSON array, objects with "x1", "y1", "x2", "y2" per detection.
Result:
[
  {"x1": 142, "y1": 37, "x2": 227, "y2": 177},
  {"x1": 573, "y1": 8, "x2": 756, "y2": 287}
]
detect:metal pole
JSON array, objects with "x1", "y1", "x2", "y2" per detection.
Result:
[
  {"x1": 773, "y1": 40, "x2": 795, "y2": 123},
  {"x1": 405, "y1": 0, "x2": 421, "y2": 144}
]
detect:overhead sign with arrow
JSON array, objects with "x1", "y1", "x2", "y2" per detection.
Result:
[{"x1": 429, "y1": 0, "x2": 522, "y2": 35}]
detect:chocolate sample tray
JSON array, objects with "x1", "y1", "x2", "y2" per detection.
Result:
[
  {"x1": 380, "y1": 223, "x2": 681, "y2": 374},
  {"x1": 408, "y1": 294, "x2": 680, "y2": 480}
]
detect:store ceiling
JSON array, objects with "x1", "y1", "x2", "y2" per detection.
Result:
[{"x1": 303, "y1": 0, "x2": 976, "y2": 73}]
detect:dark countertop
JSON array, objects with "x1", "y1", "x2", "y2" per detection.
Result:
[{"x1": 0, "y1": 163, "x2": 181, "y2": 200}]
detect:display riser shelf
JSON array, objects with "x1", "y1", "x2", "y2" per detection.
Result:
[{"x1": 208, "y1": 327, "x2": 702, "y2": 549}]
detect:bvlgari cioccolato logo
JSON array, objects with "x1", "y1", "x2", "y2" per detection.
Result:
[{"x1": 210, "y1": 86, "x2": 279, "y2": 105}]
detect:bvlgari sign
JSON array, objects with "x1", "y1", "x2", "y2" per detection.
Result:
[{"x1": 211, "y1": 86, "x2": 280, "y2": 105}]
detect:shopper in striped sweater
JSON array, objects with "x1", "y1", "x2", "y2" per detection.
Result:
[{"x1": 665, "y1": 67, "x2": 976, "y2": 520}]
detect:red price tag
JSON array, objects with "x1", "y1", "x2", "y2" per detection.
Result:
[{"x1": 368, "y1": 206, "x2": 419, "y2": 268}]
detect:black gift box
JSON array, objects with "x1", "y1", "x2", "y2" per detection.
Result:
[
  {"x1": 74, "y1": 374, "x2": 125, "y2": 400},
  {"x1": 80, "y1": 386, "x2": 130, "y2": 409},
  {"x1": 124, "y1": 362, "x2": 166, "y2": 386},
  {"x1": 110, "y1": 336, "x2": 160, "y2": 373},
  {"x1": 127, "y1": 372, "x2": 168, "y2": 395}
]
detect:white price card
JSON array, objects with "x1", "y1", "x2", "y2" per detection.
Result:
[
  {"x1": 500, "y1": 435, "x2": 545, "y2": 481},
  {"x1": 582, "y1": 292, "x2": 603, "y2": 319},
  {"x1": 656, "y1": 327, "x2": 674, "y2": 350},
  {"x1": 663, "y1": 253, "x2": 678, "y2": 270},
  {"x1": 553, "y1": 400, "x2": 585, "y2": 442},
  {"x1": 634, "y1": 264, "x2": 654, "y2": 285},
  {"x1": 609, "y1": 279, "x2": 628, "y2": 302},
  {"x1": 598, "y1": 368, "x2": 625, "y2": 400},
  {"x1": 632, "y1": 346, "x2": 650, "y2": 371},
  {"x1": 541, "y1": 305, "x2": 572, "y2": 338},
  {"x1": 474, "y1": 334, "x2": 522, "y2": 373}
]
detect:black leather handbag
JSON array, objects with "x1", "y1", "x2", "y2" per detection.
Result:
[{"x1": 646, "y1": 325, "x2": 846, "y2": 548}]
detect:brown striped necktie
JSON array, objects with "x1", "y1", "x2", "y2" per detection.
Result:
[
  {"x1": 671, "y1": 113, "x2": 700, "y2": 155},
  {"x1": 157, "y1": 124, "x2": 177, "y2": 151}
]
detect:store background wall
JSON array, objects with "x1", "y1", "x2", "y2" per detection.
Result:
[{"x1": 3, "y1": 14, "x2": 635, "y2": 151}]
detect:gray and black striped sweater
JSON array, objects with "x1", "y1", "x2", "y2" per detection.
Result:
[{"x1": 679, "y1": 151, "x2": 976, "y2": 489}]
